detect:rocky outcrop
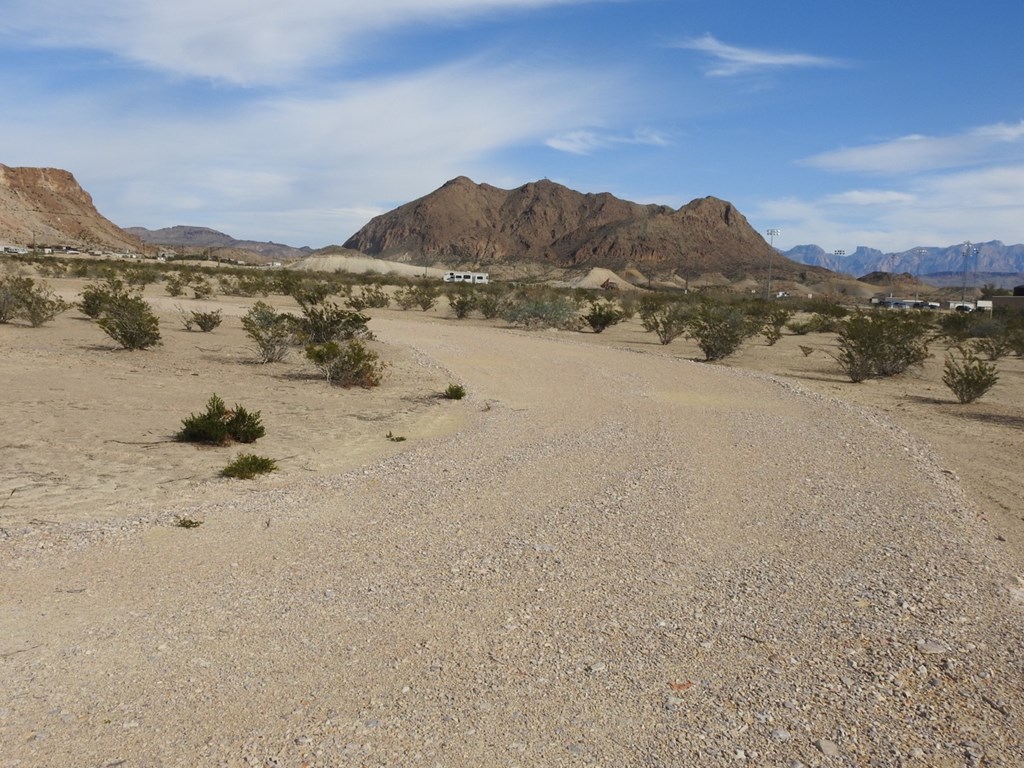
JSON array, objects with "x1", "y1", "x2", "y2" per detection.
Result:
[
  {"x1": 344, "y1": 176, "x2": 822, "y2": 280},
  {"x1": 0, "y1": 165, "x2": 143, "y2": 252}
]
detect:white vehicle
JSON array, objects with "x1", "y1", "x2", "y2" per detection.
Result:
[{"x1": 442, "y1": 271, "x2": 489, "y2": 284}]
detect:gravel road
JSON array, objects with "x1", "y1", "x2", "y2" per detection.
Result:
[{"x1": 2, "y1": 317, "x2": 1021, "y2": 767}]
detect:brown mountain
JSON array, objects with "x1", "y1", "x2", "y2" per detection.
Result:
[
  {"x1": 0, "y1": 165, "x2": 143, "y2": 252},
  {"x1": 126, "y1": 225, "x2": 312, "y2": 263},
  {"x1": 344, "y1": 176, "x2": 822, "y2": 280}
]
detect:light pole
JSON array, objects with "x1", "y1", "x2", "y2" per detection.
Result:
[
  {"x1": 960, "y1": 242, "x2": 976, "y2": 304},
  {"x1": 765, "y1": 228, "x2": 780, "y2": 298},
  {"x1": 914, "y1": 248, "x2": 926, "y2": 303},
  {"x1": 833, "y1": 250, "x2": 845, "y2": 296}
]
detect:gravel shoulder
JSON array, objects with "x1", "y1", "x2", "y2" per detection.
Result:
[{"x1": 2, "y1": 314, "x2": 1022, "y2": 767}]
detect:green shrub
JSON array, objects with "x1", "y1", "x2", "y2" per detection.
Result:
[
  {"x1": 971, "y1": 335, "x2": 1011, "y2": 361},
  {"x1": 443, "y1": 383, "x2": 467, "y2": 400},
  {"x1": 346, "y1": 285, "x2": 390, "y2": 310},
  {"x1": 290, "y1": 280, "x2": 335, "y2": 308},
  {"x1": 834, "y1": 311, "x2": 931, "y2": 382},
  {"x1": 164, "y1": 272, "x2": 187, "y2": 297},
  {"x1": 221, "y1": 453, "x2": 277, "y2": 479},
  {"x1": 97, "y1": 295, "x2": 162, "y2": 349},
  {"x1": 78, "y1": 277, "x2": 133, "y2": 319},
  {"x1": 583, "y1": 299, "x2": 626, "y2": 333},
  {"x1": 395, "y1": 284, "x2": 438, "y2": 312},
  {"x1": 748, "y1": 304, "x2": 792, "y2": 346},
  {"x1": 304, "y1": 340, "x2": 385, "y2": 388},
  {"x1": 640, "y1": 300, "x2": 692, "y2": 345},
  {"x1": 241, "y1": 301, "x2": 293, "y2": 363},
  {"x1": 180, "y1": 308, "x2": 223, "y2": 332},
  {"x1": 448, "y1": 291, "x2": 478, "y2": 319},
  {"x1": 685, "y1": 301, "x2": 756, "y2": 361},
  {"x1": 291, "y1": 301, "x2": 371, "y2": 344},
  {"x1": 943, "y1": 348, "x2": 999, "y2": 404},
  {"x1": 501, "y1": 294, "x2": 580, "y2": 330},
  {"x1": 0, "y1": 274, "x2": 67, "y2": 326},
  {"x1": 177, "y1": 394, "x2": 266, "y2": 445}
]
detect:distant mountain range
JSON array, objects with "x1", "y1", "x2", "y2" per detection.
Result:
[
  {"x1": 784, "y1": 242, "x2": 1024, "y2": 285},
  {"x1": 125, "y1": 226, "x2": 313, "y2": 262}
]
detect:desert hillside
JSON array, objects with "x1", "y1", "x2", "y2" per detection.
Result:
[
  {"x1": 0, "y1": 165, "x2": 143, "y2": 252},
  {"x1": 344, "y1": 176, "x2": 827, "y2": 282}
]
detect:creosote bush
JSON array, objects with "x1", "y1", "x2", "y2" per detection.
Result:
[
  {"x1": 943, "y1": 347, "x2": 999, "y2": 404},
  {"x1": 221, "y1": 453, "x2": 278, "y2": 479},
  {"x1": 501, "y1": 292, "x2": 580, "y2": 330},
  {"x1": 241, "y1": 301, "x2": 293, "y2": 363},
  {"x1": 640, "y1": 300, "x2": 692, "y2": 345},
  {"x1": 0, "y1": 273, "x2": 68, "y2": 326},
  {"x1": 447, "y1": 290, "x2": 478, "y2": 319},
  {"x1": 833, "y1": 310, "x2": 932, "y2": 382},
  {"x1": 291, "y1": 300, "x2": 371, "y2": 344},
  {"x1": 305, "y1": 340, "x2": 385, "y2": 388},
  {"x1": 96, "y1": 295, "x2": 162, "y2": 349},
  {"x1": 180, "y1": 307, "x2": 223, "y2": 332},
  {"x1": 583, "y1": 299, "x2": 626, "y2": 333},
  {"x1": 442, "y1": 383, "x2": 467, "y2": 400},
  {"x1": 177, "y1": 394, "x2": 266, "y2": 445},
  {"x1": 686, "y1": 301, "x2": 757, "y2": 361}
]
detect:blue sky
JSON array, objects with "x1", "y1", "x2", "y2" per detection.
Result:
[{"x1": 3, "y1": 0, "x2": 1023, "y2": 253}]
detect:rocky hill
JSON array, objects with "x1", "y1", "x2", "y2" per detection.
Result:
[
  {"x1": 0, "y1": 165, "x2": 143, "y2": 252},
  {"x1": 344, "y1": 176, "x2": 823, "y2": 281},
  {"x1": 786, "y1": 241, "x2": 1024, "y2": 280},
  {"x1": 126, "y1": 225, "x2": 312, "y2": 262}
]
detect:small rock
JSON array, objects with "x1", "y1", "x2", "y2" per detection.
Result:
[
  {"x1": 771, "y1": 729, "x2": 791, "y2": 742},
  {"x1": 915, "y1": 639, "x2": 949, "y2": 655},
  {"x1": 815, "y1": 738, "x2": 840, "y2": 757},
  {"x1": 586, "y1": 662, "x2": 606, "y2": 673}
]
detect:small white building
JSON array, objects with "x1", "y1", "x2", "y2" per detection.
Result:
[{"x1": 442, "y1": 271, "x2": 489, "y2": 285}]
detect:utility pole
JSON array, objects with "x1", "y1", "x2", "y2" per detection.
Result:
[{"x1": 765, "y1": 228, "x2": 780, "y2": 299}]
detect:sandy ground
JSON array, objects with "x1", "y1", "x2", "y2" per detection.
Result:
[{"x1": 1, "y1": 281, "x2": 1022, "y2": 766}]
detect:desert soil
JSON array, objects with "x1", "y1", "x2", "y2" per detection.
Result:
[{"x1": 1, "y1": 282, "x2": 1022, "y2": 767}]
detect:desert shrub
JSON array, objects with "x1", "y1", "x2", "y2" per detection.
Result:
[
  {"x1": 190, "y1": 276, "x2": 214, "y2": 300},
  {"x1": 17, "y1": 281, "x2": 69, "y2": 326},
  {"x1": 97, "y1": 295, "x2": 162, "y2": 349},
  {"x1": 177, "y1": 394, "x2": 266, "y2": 445},
  {"x1": 583, "y1": 299, "x2": 626, "y2": 333},
  {"x1": 501, "y1": 294, "x2": 580, "y2": 330},
  {"x1": 448, "y1": 290, "x2": 478, "y2": 319},
  {"x1": 241, "y1": 301, "x2": 293, "y2": 363},
  {"x1": 0, "y1": 274, "x2": 68, "y2": 326},
  {"x1": 221, "y1": 453, "x2": 278, "y2": 479},
  {"x1": 970, "y1": 335, "x2": 1011, "y2": 361},
  {"x1": 833, "y1": 310, "x2": 932, "y2": 382},
  {"x1": 943, "y1": 348, "x2": 999, "y2": 404},
  {"x1": 477, "y1": 291, "x2": 510, "y2": 319},
  {"x1": 803, "y1": 298, "x2": 849, "y2": 319},
  {"x1": 164, "y1": 272, "x2": 188, "y2": 297},
  {"x1": 747, "y1": 304, "x2": 792, "y2": 346},
  {"x1": 180, "y1": 308, "x2": 223, "y2": 332},
  {"x1": 443, "y1": 383, "x2": 467, "y2": 400},
  {"x1": 290, "y1": 280, "x2": 335, "y2": 307},
  {"x1": 304, "y1": 340, "x2": 385, "y2": 388},
  {"x1": 686, "y1": 301, "x2": 756, "y2": 361},
  {"x1": 346, "y1": 285, "x2": 390, "y2": 310},
  {"x1": 641, "y1": 300, "x2": 692, "y2": 345},
  {"x1": 393, "y1": 284, "x2": 439, "y2": 311},
  {"x1": 78, "y1": 277, "x2": 133, "y2": 319},
  {"x1": 291, "y1": 301, "x2": 371, "y2": 344}
]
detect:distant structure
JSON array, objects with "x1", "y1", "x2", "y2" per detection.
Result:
[{"x1": 442, "y1": 271, "x2": 489, "y2": 284}]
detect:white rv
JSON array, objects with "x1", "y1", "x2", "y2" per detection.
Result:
[{"x1": 442, "y1": 271, "x2": 489, "y2": 285}]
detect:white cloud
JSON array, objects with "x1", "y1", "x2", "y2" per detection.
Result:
[
  {"x1": 823, "y1": 190, "x2": 916, "y2": 206},
  {"x1": 675, "y1": 33, "x2": 844, "y2": 77},
  {"x1": 0, "y1": 57, "x2": 616, "y2": 244},
  {"x1": 545, "y1": 128, "x2": 670, "y2": 155},
  {"x1": 2, "y1": 0, "x2": 599, "y2": 84},
  {"x1": 805, "y1": 120, "x2": 1024, "y2": 175},
  {"x1": 755, "y1": 164, "x2": 1024, "y2": 252}
]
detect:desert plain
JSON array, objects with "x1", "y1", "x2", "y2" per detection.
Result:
[{"x1": 1, "y1": 275, "x2": 1022, "y2": 767}]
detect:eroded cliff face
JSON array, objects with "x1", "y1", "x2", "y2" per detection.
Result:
[
  {"x1": 343, "y1": 176, "x2": 815, "y2": 279},
  {"x1": 0, "y1": 165, "x2": 143, "y2": 251}
]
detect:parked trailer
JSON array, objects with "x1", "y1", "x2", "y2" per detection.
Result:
[{"x1": 442, "y1": 271, "x2": 489, "y2": 284}]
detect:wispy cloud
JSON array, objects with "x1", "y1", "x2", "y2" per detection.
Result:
[
  {"x1": 675, "y1": 33, "x2": 843, "y2": 77},
  {"x1": 545, "y1": 128, "x2": 670, "y2": 155},
  {"x1": 756, "y1": 164, "x2": 1024, "y2": 252},
  {"x1": 0, "y1": 57, "x2": 616, "y2": 243},
  {"x1": 1, "y1": 0, "x2": 598, "y2": 84},
  {"x1": 805, "y1": 120, "x2": 1024, "y2": 174}
]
